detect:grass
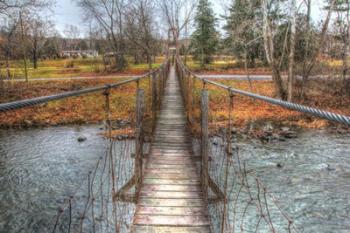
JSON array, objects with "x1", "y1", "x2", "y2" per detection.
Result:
[
  {"x1": 185, "y1": 55, "x2": 350, "y2": 76},
  {"x1": 0, "y1": 57, "x2": 164, "y2": 79}
]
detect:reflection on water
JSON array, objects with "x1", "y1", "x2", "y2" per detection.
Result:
[{"x1": 0, "y1": 126, "x2": 349, "y2": 232}]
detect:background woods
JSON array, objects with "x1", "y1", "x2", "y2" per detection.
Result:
[{"x1": 0, "y1": 0, "x2": 349, "y2": 103}]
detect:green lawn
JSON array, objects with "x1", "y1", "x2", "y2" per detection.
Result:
[{"x1": 0, "y1": 56, "x2": 164, "y2": 79}]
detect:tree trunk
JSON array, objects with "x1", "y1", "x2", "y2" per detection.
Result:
[
  {"x1": 0, "y1": 66, "x2": 3, "y2": 96},
  {"x1": 244, "y1": 48, "x2": 253, "y2": 92},
  {"x1": 6, "y1": 55, "x2": 11, "y2": 80},
  {"x1": 20, "y1": 12, "x2": 29, "y2": 84},
  {"x1": 115, "y1": 53, "x2": 127, "y2": 71},
  {"x1": 147, "y1": 53, "x2": 152, "y2": 71},
  {"x1": 262, "y1": 0, "x2": 287, "y2": 99},
  {"x1": 287, "y1": 0, "x2": 297, "y2": 102},
  {"x1": 33, "y1": 51, "x2": 38, "y2": 69},
  {"x1": 300, "y1": 0, "x2": 311, "y2": 99}
]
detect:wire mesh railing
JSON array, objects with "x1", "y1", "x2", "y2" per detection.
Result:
[
  {"x1": 176, "y1": 56, "x2": 349, "y2": 233},
  {"x1": 0, "y1": 59, "x2": 170, "y2": 233}
]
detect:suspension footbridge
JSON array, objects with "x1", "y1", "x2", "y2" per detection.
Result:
[{"x1": 0, "y1": 55, "x2": 349, "y2": 233}]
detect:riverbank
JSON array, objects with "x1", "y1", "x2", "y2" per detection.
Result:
[{"x1": 0, "y1": 77, "x2": 349, "y2": 130}]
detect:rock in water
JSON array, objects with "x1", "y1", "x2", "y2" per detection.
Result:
[{"x1": 77, "y1": 136, "x2": 87, "y2": 142}]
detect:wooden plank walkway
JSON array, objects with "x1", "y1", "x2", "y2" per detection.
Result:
[{"x1": 132, "y1": 66, "x2": 211, "y2": 233}]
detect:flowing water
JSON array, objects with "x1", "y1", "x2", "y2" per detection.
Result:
[{"x1": 0, "y1": 126, "x2": 349, "y2": 232}]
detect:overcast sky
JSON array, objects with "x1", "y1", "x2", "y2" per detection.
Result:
[
  {"x1": 53, "y1": 0, "x2": 82, "y2": 36},
  {"x1": 52, "y1": 0, "x2": 325, "y2": 38}
]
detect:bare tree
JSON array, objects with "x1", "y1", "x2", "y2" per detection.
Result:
[
  {"x1": 262, "y1": 0, "x2": 336, "y2": 100},
  {"x1": 262, "y1": 0, "x2": 287, "y2": 99},
  {"x1": 299, "y1": 0, "x2": 337, "y2": 98},
  {"x1": 63, "y1": 24, "x2": 80, "y2": 39},
  {"x1": 0, "y1": 17, "x2": 18, "y2": 80},
  {"x1": 159, "y1": 0, "x2": 197, "y2": 54},
  {"x1": 0, "y1": 0, "x2": 51, "y2": 15},
  {"x1": 63, "y1": 24, "x2": 80, "y2": 50},
  {"x1": 28, "y1": 16, "x2": 54, "y2": 68},
  {"x1": 76, "y1": 0, "x2": 128, "y2": 71},
  {"x1": 19, "y1": 11, "x2": 29, "y2": 83},
  {"x1": 334, "y1": 0, "x2": 350, "y2": 95},
  {"x1": 125, "y1": 0, "x2": 158, "y2": 70}
]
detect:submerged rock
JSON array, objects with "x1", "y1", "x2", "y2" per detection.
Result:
[
  {"x1": 280, "y1": 128, "x2": 298, "y2": 139},
  {"x1": 77, "y1": 136, "x2": 87, "y2": 142}
]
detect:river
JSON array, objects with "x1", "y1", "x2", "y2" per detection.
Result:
[{"x1": 0, "y1": 126, "x2": 348, "y2": 232}]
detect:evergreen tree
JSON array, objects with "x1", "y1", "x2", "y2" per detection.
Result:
[
  {"x1": 223, "y1": 0, "x2": 263, "y2": 68},
  {"x1": 190, "y1": 0, "x2": 218, "y2": 66}
]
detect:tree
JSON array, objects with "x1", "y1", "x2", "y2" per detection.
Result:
[
  {"x1": 333, "y1": 0, "x2": 350, "y2": 95},
  {"x1": 190, "y1": 0, "x2": 218, "y2": 66},
  {"x1": 0, "y1": 17, "x2": 19, "y2": 80},
  {"x1": 261, "y1": 0, "x2": 336, "y2": 100},
  {"x1": 76, "y1": 0, "x2": 128, "y2": 71},
  {"x1": 223, "y1": 0, "x2": 263, "y2": 68},
  {"x1": 159, "y1": 0, "x2": 197, "y2": 55},
  {"x1": 287, "y1": 0, "x2": 296, "y2": 101},
  {"x1": 27, "y1": 16, "x2": 54, "y2": 68},
  {"x1": 125, "y1": 0, "x2": 158, "y2": 69},
  {"x1": 42, "y1": 35, "x2": 61, "y2": 59},
  {"x1": 0, "y1": 0, "x2": 52, "y2": 15},
  {"x1": 298, "y1": 0, "x2": 337, "y2": 98}
]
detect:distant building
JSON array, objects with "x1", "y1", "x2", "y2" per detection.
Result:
[{"x1": 61, "y1": 50, "x2": 99, "y2": 58}]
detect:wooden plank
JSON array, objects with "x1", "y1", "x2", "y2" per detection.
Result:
[
  {"x1": 143, "y1": 178, "x2": 200, "y2": 185},
  {"x1": 136, "y1": 206, "x2": 207, "y2": 216},
  {"x1": 146, "y1": 160, "x2": 196, "y2": 165},
  {"x1": 140, "y1": 191, "x2": 203, "y2": 199},
  {"x1": 133, "y1": 215, "x2": 210, "y2": 226},
  {"x1": 141, "y1": 184, "x2": 202, "y2": 192},
  {"x1": 138, "y1": 198, "x2": 205, "y2": 207},
  {"x1": 145, "y1": 168, "x2": 198, "y2": 174},
  {"x1": 147, "y1": 164, "x2": 197, "y2": 169},
  {"x1": 144, "y1": 173, "x2": 199, "y2": 180},
  {"x1": 133, "y1": 226, "x2": 211, "y2": 233}
]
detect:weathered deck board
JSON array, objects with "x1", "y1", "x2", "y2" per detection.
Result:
[{"x1": 132, "y1": 66, "x2": 211, "y2": 232}]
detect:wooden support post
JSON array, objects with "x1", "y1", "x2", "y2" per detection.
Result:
[
  {"x1": 201, "y1": 90, "x2": 209, "y2": 203},
  {"x1": 157, "y1": 73, "x2": 161, "y2": 110},
  {"x1": 187, "y1": 75, "x2": 193, "y2": 123},
  {"x1": 192, "y1": 78, "x2": 196, "y2": 119},
  {"x1": 135, "y1": 89, "x2": 145, "y2": 198},
  {"x1": 152, "y1": 73, "x2": 158, "y2": 131}
]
